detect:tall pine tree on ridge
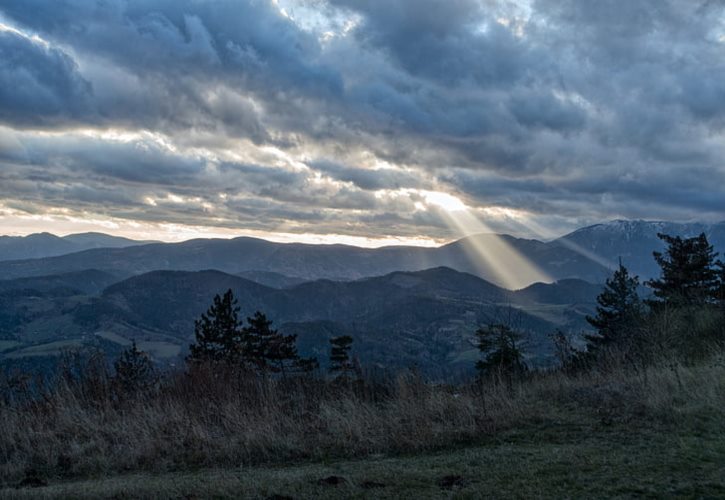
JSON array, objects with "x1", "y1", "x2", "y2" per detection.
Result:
[
  {"x1": 187, "y1": 290, "x2": 317, "y2": 375},
  {"x1": 646, "y1": 233, "x2": 719, "y2": 307},
  {"x1": 187, "y1": 289, "x2": 244, "y2": 364},
  {"x1": 585, "y1": 259, "x2": 643, "y2": 355}
]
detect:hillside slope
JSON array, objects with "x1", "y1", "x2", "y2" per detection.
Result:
[{"x1": 0, "y1": 268, "x2": 600, "y2": 374}]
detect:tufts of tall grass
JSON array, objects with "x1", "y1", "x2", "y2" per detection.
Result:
[{"x1": 1, "y1": 348, "x2": 724, "y2": 485}]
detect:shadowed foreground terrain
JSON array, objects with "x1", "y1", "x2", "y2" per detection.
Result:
[
  {"x1": 2, "y1": 356, "x2": 723, "y2": 498},
  {"x1": 4, "y1": 425, "x2": 722, "y2": 499},
  {"x1": 4, "y1": 417, "x2": 724, "y2": 499}
]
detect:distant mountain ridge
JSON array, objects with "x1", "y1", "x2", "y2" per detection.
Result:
[
  {"x1": 555, "y1": 220, "x2": 725, "y2": 279},
  {"x1": 1, "y1": 220, "x2": 723, "y2": 288},
  {"x1": 0, "y1": 232, "x2": 154, "y2": 262},
  {"x1": 0, "y1": 234, "x2": 608, "y2": 287}
]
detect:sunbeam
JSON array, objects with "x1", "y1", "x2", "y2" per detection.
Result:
[
  {"x1": 422, "y1": 192, "x2": 553, "y2": 289},
  {"x1": 507, "y1": 216, "x2": 617, "y2": 274},
  {"x1": 554, "y1": 237, "x2": 617, "y2": 272}
]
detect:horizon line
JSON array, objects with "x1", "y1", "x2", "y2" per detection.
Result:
[{"x1": 2, "y1": 218, "x2": 724, "y2": 250}]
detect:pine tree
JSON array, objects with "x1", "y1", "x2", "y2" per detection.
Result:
[
  {"x1": 585, "y1": 260, "x2": 643, "y2": 353},
  {"x1": 329, "y1": 335, "x2": 354, "y2": 377},
  {"x1": 475, "y1": 324, "x2": 527, "y2": 379},
  {"x1": 646, "y1": 233, "x2": 719, "y2": 307},
  {"x1": 113, "y1": 340, "x2": 155, "y2": 394},
  {"x1": 244, "y1": 312, "x2": 317, "y2": 375},
  {"x1": 187, "y1": 289, "x2": 244, "y2": 364},
  {"x1": 715, "y1": 260, "x2": 725, "y2": 308},
  {"x1": 244, "y1": 311, "x2": 281, "y2": 372}
]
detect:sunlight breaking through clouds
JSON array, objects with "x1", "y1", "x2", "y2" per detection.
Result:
[
  {"x1": 417, "y1": 190, "x2": 553, "y2": 289},
  {"x1": 1, "y1": 0, "x2": 724, "y2": 245}
]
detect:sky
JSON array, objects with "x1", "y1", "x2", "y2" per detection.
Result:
[{"x1": 0, "y1": 0, "x2": 724, "y2": 246}]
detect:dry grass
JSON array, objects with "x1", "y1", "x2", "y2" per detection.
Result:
[
  {"x1": 1, "y1": 351, "x2": 724, "y2": 489},
  {"x1": 4, "y1": 425, "x2": 724, "y2": 499}
]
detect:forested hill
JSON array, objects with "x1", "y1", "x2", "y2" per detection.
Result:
[{"x1": 0, "y1": 267, "x2": 601, "y2": 375}]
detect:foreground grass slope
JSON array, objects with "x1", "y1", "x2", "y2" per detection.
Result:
[
  {"x1": 2, "y1": 355, "x2": 724, "y2": 498},
  {"x1": 2, "y1": 403, "x2": 723, "y2": 498}
]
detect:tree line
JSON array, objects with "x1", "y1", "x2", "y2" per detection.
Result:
[
  {"x1": 112, "y1": 291, "x2": 358, "y2": 394},
  {"x1": 474, "y1": 232, "x2": 725, "y2": 379}
]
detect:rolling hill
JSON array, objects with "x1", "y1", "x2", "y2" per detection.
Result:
[
  {"x1": 0, "y1": 232, "x2": 153, "y2": 262},
  {"x1": 0, "y1": 269, "x2": 126, "y2": 295},
  {"x1": 0, "y1": 267, "x2": 601, "y2": 375}
]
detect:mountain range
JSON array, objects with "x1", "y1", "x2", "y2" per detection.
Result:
[
  {"x1": 0, "y1": 232, "x2": 154, "y2": 262},
  {"x1": 1, "y1": 220, "x2": 723, "y2": 287},
  {"x1": 558, "y1": 220, "x2": 725, "y2": 279},
  {"x1": 0, "y1": 219, "x2": 723, "y2": 376},
  {"x1": 0, "y1": 233, "x2": 606, "y2": 287}
]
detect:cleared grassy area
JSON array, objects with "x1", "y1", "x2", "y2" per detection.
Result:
[
  {"x1": 136, "y1": 340, "x2": 181, "y2": 359},
  {"x1": 93, "y1": 331, "x2": 182, "y2": 359},
  {"x1": 1, "y1": 335, "x2": 723, "y2": 498},
  {"x1": 93, "y1": 330, "x2": 133, "y2": 346},
  {"x1": 3, "y1": 416, "x2": 723, "y2": 499},
  {"x1": 0, "y1": 340, "x2": 21, "y2": 353},
  {"x1": 5, "y1": 339, "x2": 84, "y2": 358}
]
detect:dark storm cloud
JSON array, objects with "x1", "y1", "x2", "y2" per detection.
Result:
[
  {"x1": 0, "y1": 0, "x2": 341, "y2": 132},
  {"x1": 330, "y1": 0, "x2": 535, "y2": 86},
  {"x1": 12, "y1": 134, "x2": 207, "y2": 185},
  {"x1": 0, "y1": 0, "x2": 724, "y2": 239},
  {"x1": 507, "y1": 90, "x2": 586, "y2": 132},
  {"x1": 0, "y1": 0, "x2": 576, "y2": 146},
  {"x1": 0, "y1": 0, "x2": 334, "y2": 85},
  {"x1": 0, "y1": 30, "x2": 93, "y2": 126},
  {"x1": 445, "y1": 163, "x2": 725, "y2": 222}
]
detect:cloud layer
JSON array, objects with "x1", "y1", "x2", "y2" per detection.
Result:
[{"x1": 0, "y1": 0, "x2": 724, "y2": 242}]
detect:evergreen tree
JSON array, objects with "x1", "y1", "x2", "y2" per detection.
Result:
[
  {"x1": 244, "y1": 312, "x2": 317, "y2": 375},
  {"x1": 187, "y1": 289, "x2": 244, "y2": 364},
  {"x1": 475, "y1": 324, "x2": 527, "y2": 379},
  {"x1": 113, "y1": 340, "x2": 155, "y2": 394},
  {"x1": 585, "y1": 260, "x2": 643, "y2": 353},
  {"x1": 329, "y1": 335, "x2": 354, "y2": 377},
  {"x1": 646, "y1": 233, "x2": 719, "y2": 307},
  {"x1": 715, "y1": 260, "x2": 725, "y2": 308}
]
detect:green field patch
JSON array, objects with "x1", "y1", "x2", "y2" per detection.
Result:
[
  {"x1": 449, "y1": 347, "x2": 479, "y2": 364},
  {"x1": 137, "y1": 341, "x2": 181, "y2": 359},
  {"x1": 6, "y1": 339, "x2": 84, "y2": 358},
  {"x1": 507, "y1": 303, "x2": 571, "y2": 325},
  {"x1": 0, "y1": 340, "x2": 22, "y2": 353},
  {"x1": 19, "y1": 314, "x2": 85, "y2": 343},
  {"x1": 94, "y1": 330, "x2": 132, "y2": 346}
]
